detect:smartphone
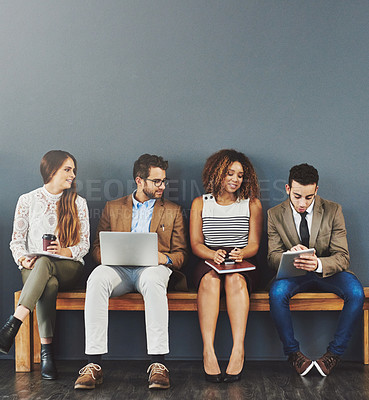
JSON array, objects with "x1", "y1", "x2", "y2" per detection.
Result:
[{"x1": 223, "y1": 257, "x2": 235, "y2": 265}]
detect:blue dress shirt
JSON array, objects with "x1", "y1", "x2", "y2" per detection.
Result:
[
  {"x1": 131, "y1": 192, "x2": 172, "y2": 265},
  {"x1": 131, "y1": 192, "x2": 156, "y2": 233}
]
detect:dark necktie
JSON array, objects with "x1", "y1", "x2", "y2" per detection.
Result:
[{"x1": 299, "y1": 211, "x2": 310, "y2": 248}]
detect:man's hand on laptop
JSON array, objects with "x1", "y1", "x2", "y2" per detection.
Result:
[{"x1": 158, "y1": 252, "x2": 168, "y2": 265}]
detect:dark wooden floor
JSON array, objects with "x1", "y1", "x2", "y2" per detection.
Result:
[{"x1": 1, "y1": 359, "x2": 369, "y2": 400}]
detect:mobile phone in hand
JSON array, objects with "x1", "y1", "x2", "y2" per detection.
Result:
[{"x1": 224, "y1": 256, "x2": 235, "y2": 265}]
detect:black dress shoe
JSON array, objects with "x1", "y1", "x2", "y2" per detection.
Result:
[
  {"x1": 0, "y1": 315, "x2": 22, "y2": 354},
  {"x1": 204, "y1": 371, "x2": 223, "y2": 383},
  {"x1": 41, "y1": 344, "x2": 58, "y2": 380}
]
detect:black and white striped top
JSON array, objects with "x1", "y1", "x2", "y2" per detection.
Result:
[{"x1": 202, "y1": 194, "x2": 250, "y2": 248}]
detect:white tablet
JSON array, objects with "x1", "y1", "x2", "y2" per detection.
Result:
[{"x1": 276, "y1": 248, "x2": 315, "y2": 280}]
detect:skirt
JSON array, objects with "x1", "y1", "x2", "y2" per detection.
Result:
[{"x1": 192, "y1": 246, "x2": 259, "y2": 294}]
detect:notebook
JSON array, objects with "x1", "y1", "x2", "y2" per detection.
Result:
[
  {"x1": 99, "y1": 231, "x2": 158, "y2": 266},
  {"x1": 25, "y1": 251, "x2": 72, "y2": 260},
  {"x1": 205, "y1": 259, "x2": 256, "y2": 274}
]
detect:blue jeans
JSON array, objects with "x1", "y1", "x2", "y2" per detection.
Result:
[{"x1": 269, "y1": 271, "x2": 364, "y2": 356}]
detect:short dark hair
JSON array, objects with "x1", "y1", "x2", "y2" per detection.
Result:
[
  {"x1": 133, "y1": 154, "x2": 168, "y2": 179},
  {"x1": 288, "y1": 163, "x2": 319, "y2": 187}
]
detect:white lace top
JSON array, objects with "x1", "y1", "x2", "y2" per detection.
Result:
[{"x1": 10, "y1": 186, "x2": 90, "y2": 266}]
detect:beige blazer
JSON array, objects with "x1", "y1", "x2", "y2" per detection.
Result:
[
  {"x1": 267, "y1": 195, "x2": 350, "y2": 278},
  {"x1": 92, "y1": 194, "x2": 189, "y2": 290}
]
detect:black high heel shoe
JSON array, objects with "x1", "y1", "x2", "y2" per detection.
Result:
[
  {"x1": 204, "y1": 371, "x2": 223, "y2": 383},
  {"x1": 223, "y1": 371, "x2": 242, "y2": 383},
  {"x1": 223, "y1": 363, "x2": 244, "y2": 383}
]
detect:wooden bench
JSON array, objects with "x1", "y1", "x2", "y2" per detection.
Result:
[{"x1": 14, "y1": 288, "x2": 369, "y2": 372}]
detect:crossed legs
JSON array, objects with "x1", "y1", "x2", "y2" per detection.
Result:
[{"x1": 17, "y1": 257, "x2": 82, "y2": 342}]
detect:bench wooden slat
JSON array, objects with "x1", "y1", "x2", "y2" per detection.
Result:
[
  {"x1": 54, "y1": 291, "x2": 347, "y2": 312},
  {"x1": 14, "y1": 288, "x2": 369, "y2": 372}
]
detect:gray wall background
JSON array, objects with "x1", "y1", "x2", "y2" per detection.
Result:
[{"x1": 1, "y1": 1, "x2": 368, "y2": 362}]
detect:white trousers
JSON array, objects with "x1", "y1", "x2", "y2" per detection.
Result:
[{"x1": 85, "y1": 264, "x2": 172, "y2": 355}]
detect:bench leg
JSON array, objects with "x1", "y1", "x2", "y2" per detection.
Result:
[
  {"x1": 33, "y1": 310, "x2": 41, "y2": 364},
  {"x1": 14, "y1": 291, "x2": 33, "y2": 372},
  {"x1": 364, "y1": 310, "x2": 369, "y2": 365}
]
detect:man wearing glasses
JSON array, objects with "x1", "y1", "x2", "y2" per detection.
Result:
[{"x1": 75, "y1": 154, "x2": 188, "y2": 390}]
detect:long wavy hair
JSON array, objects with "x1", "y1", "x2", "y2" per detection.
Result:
[
  {"x1": 40, "y1": 150, "x2": 80, "y2": 247},
  {"x1": 202, "y1": 149, "x2": 260, "y2": 200}
]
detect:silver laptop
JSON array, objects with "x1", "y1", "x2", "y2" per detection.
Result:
[{"x1": 99, "y1": 232, "x2": 158, "y2": 266}]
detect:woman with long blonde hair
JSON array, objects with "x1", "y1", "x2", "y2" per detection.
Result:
[{"x1": 0, "y1": 150, "x2": 89, "y2": 380}]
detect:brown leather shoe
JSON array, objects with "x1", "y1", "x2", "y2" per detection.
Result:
[
  {"x1": 315, "y1": 351, "x2": 340, "y2": 376},
  {"x1": 288, "y1": 351, "x2": 314, "y2": 376},
  {"x1": 74, "y1": 363, "x2": 103, "y2": 390},
  {"x1": 147, "y1": 363, "x2": 170, "y2": 389}
]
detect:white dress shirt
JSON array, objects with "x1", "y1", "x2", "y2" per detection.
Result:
[{"x1": 290, "y1": 200, "x2": 323, "y2": 273}]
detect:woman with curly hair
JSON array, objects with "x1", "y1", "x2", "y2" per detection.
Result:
[
  {"x1": 0, "y1": 150, "x2": 90, "y2": 380},
  {"x1": 190, "y1": 149, "x2": 262, "y2": 383}
]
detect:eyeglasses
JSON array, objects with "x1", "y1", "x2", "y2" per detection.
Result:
[{"x1": 144, "y1": 178, "x2": 169, "y2": 187}]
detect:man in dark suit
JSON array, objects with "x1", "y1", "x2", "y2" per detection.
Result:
[
  {"x1": 74, "y1": 154, "x2": 188, "y2": 390},
  {"x1": 268, "y1": 163, "x2": 364, "y2": 376}
]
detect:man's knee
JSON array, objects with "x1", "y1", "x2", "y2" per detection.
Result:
[
  {"x1": 87, "y1": 265, "x2": 114, "y2": 293},
  {"x1": 139, "y1": 267, "x2": 170, "y2": 293},
  {"x1": 347, "y1": 283, "x2": 365, "y2": 307},
  {"x1": 339, "y1": 273, "x2": 365, "y2": 306},
  {"x1": 269, "y1": 280, "x2": 291, "y2": 305}
]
